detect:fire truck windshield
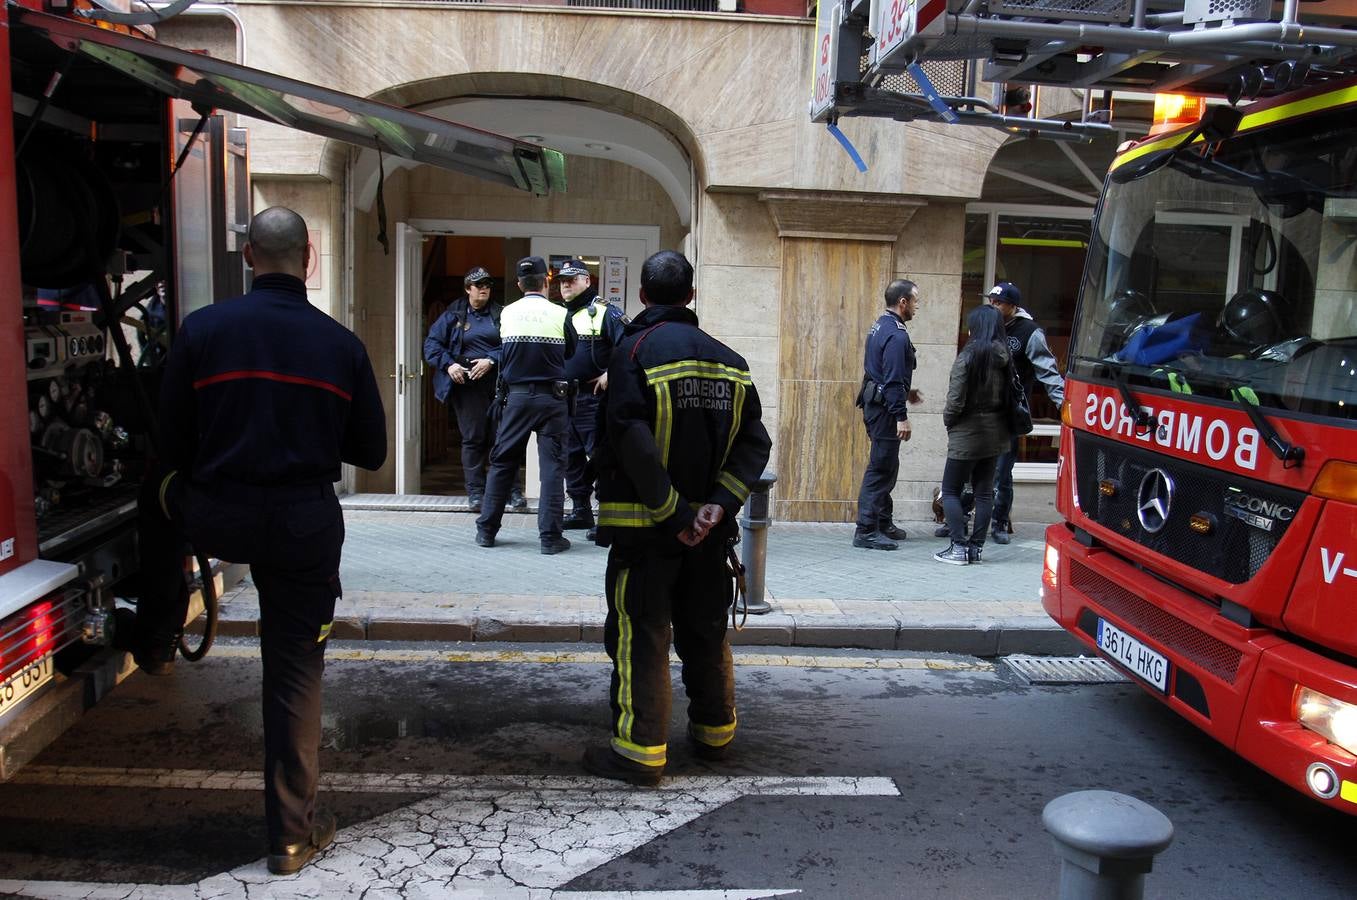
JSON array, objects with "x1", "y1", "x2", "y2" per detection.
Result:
[{"x1": 1070, "y1": 110, "x2": 1357, "y2": 421}]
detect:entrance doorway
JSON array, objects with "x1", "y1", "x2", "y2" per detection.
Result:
[{"x1": 396, "y1": 220, "x2": 660, "y2": 496}]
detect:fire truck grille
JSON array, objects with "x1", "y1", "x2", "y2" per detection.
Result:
[
  {"x1": 1070, "y1": 561, "x2": 1243, "y2": 683},
  {"x1": 1072, "y1": 432, "x2": 1303, "y2": 583}
]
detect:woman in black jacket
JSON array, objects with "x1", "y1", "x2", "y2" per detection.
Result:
[{"x1": 935, "y1": 304, "x2": 1013, "y2": 565}]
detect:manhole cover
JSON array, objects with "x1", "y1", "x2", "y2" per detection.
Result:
[{"x1": 1003, "y1": 655, "x2": 1130, "y2": 685}]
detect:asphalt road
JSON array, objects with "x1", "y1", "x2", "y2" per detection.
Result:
[{"x1": 2, "y1": 640, "x2": 1355, "y2": 899}]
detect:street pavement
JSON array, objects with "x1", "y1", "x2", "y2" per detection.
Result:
[{"x1": 213, "y1": 496, "x2": 1080, "y2": 658}]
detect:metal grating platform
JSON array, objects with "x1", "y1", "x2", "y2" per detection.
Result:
[{"x1": 1004, "y1": 655, "x2": 1130, "y2": 685}]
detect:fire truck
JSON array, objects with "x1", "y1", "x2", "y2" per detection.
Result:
[
  {"x1": 816, "y1": 1, "x2": 1357, "y2": 808},
  {"x1": 0, "y1": 0, "x2": 564, "y2": 778}
]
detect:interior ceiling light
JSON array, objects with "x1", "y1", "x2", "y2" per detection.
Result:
[
  {"x1": 519, "y1": 134, "x2": 544, "y2": 143},
  {"x1": 584, "y1": 142, "x2": 612, "y2": 151}
]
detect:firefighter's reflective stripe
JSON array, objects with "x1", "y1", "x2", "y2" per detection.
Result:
[
  {"x1": 614, "y1": 568, "x2": 637, "y2": 744},
  {"x1": 717, "y1": 471, "x2": 750, "y2": 503},
  {"x1": 500, "y1": 295, "x2": 567, "y2": 342},
  {"x1": 158, "y1": 470, "x2": 178, "y2": 518},
  {"x1": 599, "y1": 499, "x2": 701, "y2": 528},
  {"x1": 317, "y1": 622, "x2": 332, "y2": 643},
  {"x1": 722, "y1": 382, "x2": 746, "y2": 466},
  {"x1": 643, "y1": 360, "x2": 753, "y2": 386},
  {"x1": 598, "y1": 503, "x2": 656, "y2": 527},
  {"x1": 655, "y1": 382, "x2": 674, "y2": 467},
  {"x1": 690, "y1": 713, "x2": 738, "y2": 748},
  {"x1": 1233, "y1": 386, "x2": 1260, "y2": 405},
  {"x1": 610, "y1": 735, "x2": 667, "y2": 767},
  {"x1": 652, "y1": 486, "x2": 680, "y2": 521}
]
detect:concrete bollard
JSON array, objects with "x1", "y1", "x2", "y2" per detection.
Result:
[
  {"x1": 1043, "y1": 790, "x2": 1174, "y2": 900},
  {"x1": 737, "y1": 470, "x2": 777, "y2": 615}
]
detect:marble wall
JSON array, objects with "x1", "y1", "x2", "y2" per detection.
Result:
[{"x1": 161, "y1": 5, "x2": 1002, "y2": 517}]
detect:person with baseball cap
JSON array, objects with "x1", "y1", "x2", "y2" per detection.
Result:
[
  {"x1": 423, "y1": 266, "x2": 523, "y2": 512},
  {"x1": 985, "y1": 281, "x2": 1065, "y2": 545},
  {"x1": 475, "y1": 256, "x2": 578, "y2": 553},
  {"x1": 556, "y1": 257, "x2": 627, "y2": 538}
]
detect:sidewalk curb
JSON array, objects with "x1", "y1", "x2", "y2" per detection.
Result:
[{"x1": 213, "y1": 609, "x2": 1081, "y2": 658}]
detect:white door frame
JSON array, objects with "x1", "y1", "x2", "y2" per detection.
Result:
[
  {"x1": 395, "y1": 220, "x2": 661, "y2": 498},
  {"x1": 394, "y1": 222, "x2": 424, "y2": 495}
]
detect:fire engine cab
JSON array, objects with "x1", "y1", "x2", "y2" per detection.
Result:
[
  {"x1": 815, "y1": 0, "x2": 1357, "y2": 808},
  {"x1": 0, "y1": 0, "x2": 564, "y2": 778}
]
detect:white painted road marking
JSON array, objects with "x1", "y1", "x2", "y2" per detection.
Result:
[{"x1": 3, "y1": 771, "x2": 898, "y2": 899}]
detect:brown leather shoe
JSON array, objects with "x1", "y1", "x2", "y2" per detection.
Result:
[
  {"x1": 582, "y1": 745, "x2": 663, "y2": 787},
  {"x1": 267, "y1": 810, "x2": 337, "y2": 876}
]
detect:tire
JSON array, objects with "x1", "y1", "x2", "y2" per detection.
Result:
[{"x1": 177, "y1": 551, "x2": 218, "y2": 662}]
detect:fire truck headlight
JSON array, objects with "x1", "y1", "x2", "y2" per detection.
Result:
[
  {"x1": 1043, "y1": 544, "x2": 1060, "y2": 592},
  {"x1": 1295, "y1": 687, "x2": 1357, "y2": 757}
]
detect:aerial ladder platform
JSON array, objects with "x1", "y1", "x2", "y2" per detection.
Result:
[{"x1": 811, "y1": 0, "x2": 1357, "y2": 139}]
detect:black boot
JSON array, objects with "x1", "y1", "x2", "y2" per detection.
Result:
[
  {"x1": 562, "y1": 507, "x2": 595, "y2": 530},
  {"x1": 852, "y1": 531, "x2": 898, "y2": 551},
  {"x1": 582, "y1": 745, "x2": 663, "y2": 786}
]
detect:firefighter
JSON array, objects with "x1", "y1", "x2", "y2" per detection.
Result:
[
  {"x1": 557, "y1": 257, "x2": 627, "y2": 537},
  {"x1": 583, "y1": 250, "x2": 772, "y2": 785},
  {"x1": 853, "y1": 279, "x2": 923, "y2": 551},
  {"x1": 132, "y1": 207, "x2": 386, "y2": 875},
  {"x1": 987, "y1": 281, "x2": 1064, "y2": 545},
  {"x1": 474, "y1": 256, "x2": 578, "y2": 553}
]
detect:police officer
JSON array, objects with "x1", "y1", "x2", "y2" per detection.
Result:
[
  {"x1": 557, "y1": 258, "x2": 626, "y2": 535},
  {"x1": 423, "y1": 266, "x2": 502, "y2": 512},
  {"x1": 133, "y1": 207, "x2": 386, "y2": 876},
  {"x1": 582, "y1": 250, "x2": 772, "y2": 785},
  {"x1": 853, "y1": 279, "x2": 922, "y2": 551},
  {"x1": 986, "y1": 282, "x2": 1064, "y2": 545},
  {"x1": 475, "y1": 256, "x2": 578, "y2": 553}
]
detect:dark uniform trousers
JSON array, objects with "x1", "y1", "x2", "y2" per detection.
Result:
[
  {"x1": 448, "y1": 376, "x2": 497, "y2": 499},
  {"x1": 855, "y1": 403, "x2": 900, "y2": 533},
  {"x1": 603, "y1": 532, "x2": 736, "y2": 768},
  {"x1": 991, "y1": 436, "x2": 1020, "y2": 531},
  {"x1": 137, "y1": 471, "x2": 341, "y2": 849},
  {"x1": 478, "y1": 385, "x2": 568, "y2": 538},
  {"x1": 565, "y1": 391, "x2": 600, "y2": 509}
]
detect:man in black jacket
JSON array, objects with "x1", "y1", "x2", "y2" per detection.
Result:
[
  {"x1": 133, "y1": 207, "x2": 386, "y2": 875},
  {"x1": 423, "y1": 268, "x2": 523, "y2": 511},
  {"x1": 853, "y1": 279, "x2": 923, "y2": 551},
  {"x1": 583, "y1": 250, "x2": 772, "y2": 786},
  {"x1": 987, "y1": 281, "x2": 1065, "y2": 544}
]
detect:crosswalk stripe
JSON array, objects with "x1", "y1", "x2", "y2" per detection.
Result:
[{"x1": 13, "y1": 766, "x2": 901, "y2": 796}]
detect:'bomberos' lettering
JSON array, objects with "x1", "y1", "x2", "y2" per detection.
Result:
[{"x1": 1082, "y1": 389, "x2": 1260, "y2": 471}]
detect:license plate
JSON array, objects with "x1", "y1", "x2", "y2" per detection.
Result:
[
  {"x1": 1097, "y1": 618, "x2": 1169, "y2": 693},
  {"x1": 0, "y1": 654, "x2": 55, "y2": 718}
]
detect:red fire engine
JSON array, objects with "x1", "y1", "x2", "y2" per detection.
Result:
[
  {"x1": 816, "y1": 0, "x2": 1357, "y2": 807},
  {"x1": 0, "y1": 1, "x2": 563, "y2": 778}
]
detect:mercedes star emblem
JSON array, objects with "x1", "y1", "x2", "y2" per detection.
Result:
[{"x1": 1137, "y1": 468, "x2": 1175, "y2": 534}]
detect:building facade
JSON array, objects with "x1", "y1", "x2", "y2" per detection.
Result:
[{"x1": 163, "y1": 2, "x2": 1102, "y2": 523}]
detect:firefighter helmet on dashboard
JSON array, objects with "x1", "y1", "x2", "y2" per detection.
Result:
[{"x1": 1218, "y1": 288, "x2": 1289, "y2": 354}]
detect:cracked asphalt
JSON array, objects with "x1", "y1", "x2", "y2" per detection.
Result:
[{"x1": 2, "y1": 641, "x2": 1356, "y2": 898}]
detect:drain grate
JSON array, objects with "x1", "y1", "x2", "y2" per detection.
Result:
[{"x1": 1003, "y1": 655, "x2": 1130, "y2": 685}]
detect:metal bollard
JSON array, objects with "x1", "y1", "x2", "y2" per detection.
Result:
[
  {"x1": 737, "y1": 470, "x2": 777, "y2": 615},
  {"x1": 1043, "y1": 790, "x2": 1174, "y2": 900}
]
